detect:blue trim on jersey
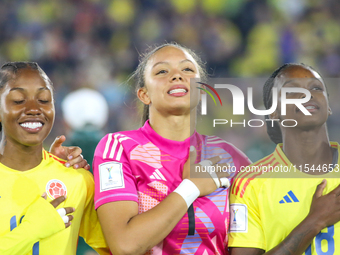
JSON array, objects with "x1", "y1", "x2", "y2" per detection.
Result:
[
  {"x1": 10, "y1": 216, "x2": 16, "y2": 231},
  {"x1": 33, "y1": 242, "x2": 39, "y2": 255}
]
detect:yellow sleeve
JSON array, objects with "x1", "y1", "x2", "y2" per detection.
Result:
[
  {"x1": 228, "y1": 178, "x2": 266, "y2": 250},
  {"x1": 0, "y1": 197, "x2": 65, "y2": 255},
  {"x1": 79, "y1": 170, "x2": 110, "y2": 255}
]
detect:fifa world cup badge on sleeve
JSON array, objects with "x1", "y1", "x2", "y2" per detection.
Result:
[
  {"x1": 99, "y1": 162, "x2": 125, "y2": 192},
  {"x1": 230, "y1": 204, "x2": 248, "y2": 233}
]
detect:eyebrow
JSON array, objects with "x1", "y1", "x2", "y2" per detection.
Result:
[
  {"x1": 9, "y1": 87, "x2": 51, "y2": 92},
  {"x1": 283, "y1": 77, "x2": 321, "y2": 86},
  {"x1": 152, "y1": 59, "x2": 194, "y2": 68}
]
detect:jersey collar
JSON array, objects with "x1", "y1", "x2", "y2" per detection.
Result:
[
  {"x1": 140, "y1": 120, "x2": 198, "y2": 159},
  {"x1": 274, "y1": 142, "x2": 340, "y2": 177}
]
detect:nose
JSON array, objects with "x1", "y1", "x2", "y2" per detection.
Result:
[
  {"x1": 25, "y1": 100, "x2": 41, "y2": 115},
  {"x1": 170, "y1": 71, "x2": 183, "y2": 82}
]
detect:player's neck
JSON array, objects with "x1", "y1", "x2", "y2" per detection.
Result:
[
  {"x1": 282, "y1": 127, "x2": 332, "y2": 174},
  {"x1": 0, "y1": 140, "x2": 43, "y2": 171},
  {"x1": 148, "y1": 109, "x2": 196, "y2": 141}
]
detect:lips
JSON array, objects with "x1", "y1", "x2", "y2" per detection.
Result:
[
  {"x1": 305, "y1": 105, "x2": 316, "y2": 110},
  {"x1": 20, "y1": 122, "x2": 43, "y2": 129},
  {"x1": 168, "y1": 88, "x2": 187, "y2": 94},
  {"x1": 19, "y1": 120, "x2": 44, "y2": 132},
  {"x1": 167, "y1": 85, "x2": 188, "y2": 96},
  {"x1": 298, "y1": 102, "x2": 319, "y2": 113}
]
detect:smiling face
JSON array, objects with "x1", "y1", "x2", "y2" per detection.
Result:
[
  {"x1": 272, "y1": 65, "x2": 331, "y2": 129},
  {"x1": 138, "y1": 46, "x2": 201, "y2": 117},
  {"x1": 0, "y1": 68, "x2": 55, "y2": 147}
]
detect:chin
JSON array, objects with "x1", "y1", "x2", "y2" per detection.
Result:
[
  {"x1": 295, "y1": 120, "x2": 327, "y2": 130},
  {"x1": 21, "y1": 141, "x2": 44, "y2": 147},
  {"x1": 168, "y1": 105, "x2": 191, "y2": 116},
  {"x1": 20, "y1": 135, "x2": 47, "y2": 147}
]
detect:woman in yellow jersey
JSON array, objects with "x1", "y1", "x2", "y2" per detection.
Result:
[
  {"x1": 0, "y1": 62, "x2": 109, "y2": 255},
  {"x1": 229, "y1": 63, "x2": 340, "y2": 255}
]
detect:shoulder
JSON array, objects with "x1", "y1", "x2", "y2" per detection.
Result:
[
  {"x1": 202, "y1": 134, "x2": 251, "y2": 163},
  {"x1": 203, "y1": 135, "x2": 243, "y2": 153},
  {"x1": 45, "y1": 151, "x2": 93, "y2": 181},
  {"x1": 95, "y1": 130, "x2": 143, "y2": 156},
  {"x1": 45, "y1": 150, "x2": 67, "y2": 165},
  {"x1": 44, "y1": 152, "x2": 94, "y2": 200},
  {"x1": 231, "y1": 153, "x2": 277, "y2": 198},
  {"x1": 97, "y1": 131, "x2": 139, "y2": 146}
]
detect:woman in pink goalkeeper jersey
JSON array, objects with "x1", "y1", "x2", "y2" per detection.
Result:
[{"x1": 93, "y1": 43, "x2": 251, "y2": 255}]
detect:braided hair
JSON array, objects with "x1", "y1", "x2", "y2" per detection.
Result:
[
  {"x1": 263, "y1": 63, "x2": 299, "y2": 144},
  {"x1": 263, "y1": 63, "x2": 326, "y2": 144},
  {"x1": 0, "y1": 62, "x2": 53, "y2": 131}
]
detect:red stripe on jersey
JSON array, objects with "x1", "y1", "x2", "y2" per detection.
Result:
[
  {"x1": 254, "y1": 154, "x2": 274, "y2": 167},
  {"x1": 233, "y1": 171, "x2": 259, "y2": 196},
  {"x1": 49, "y1": 154, "x2": 67, "y2": 164},
  {"x1": 239, "y1": 157, "x2": 276, "y2": 198},
  {"x1": 261, "y1": 161, "x2": 279, "y2": 174},
  {"x1": 232, "y1": 172, "x2": 254, "y2": 196},
  {"x1": 276, "y1": 147, "x2": 288, "y2": 165},
  {"x1": 232, "y1": 154, "x2": 273, "y2": 195}
]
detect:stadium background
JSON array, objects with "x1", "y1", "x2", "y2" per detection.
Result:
[{"x1": 1, "y1": 0, "x2": 340, "y2": 254}]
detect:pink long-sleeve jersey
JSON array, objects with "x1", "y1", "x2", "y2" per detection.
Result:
[{"x1": 93, "y1": 121, "x2": 251, "y2": 255}]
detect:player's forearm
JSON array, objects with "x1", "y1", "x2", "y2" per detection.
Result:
[
  {"x1": 99, "y1": 192, "x2": 188, "y2": 255},
  {"x1": 265, "y1": 216, "x2": 320, "y2": 255},
  {"x1": 0, "y1": 198, "x2": 65, "y2": 255},
  {"x1": 0, "y1": 221, "x2": 40, "y2": 255}
]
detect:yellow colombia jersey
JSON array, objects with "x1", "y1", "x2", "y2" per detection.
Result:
[
  {"x1": 0, "y1": 150, "x2": 108, "y2": 255},
  {"x1": 229, "y1": 142, "x2": 340, "y2": 255}
]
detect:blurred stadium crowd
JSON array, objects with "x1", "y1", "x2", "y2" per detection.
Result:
[
  {"x1": 1, "y1": 0, "x2": 340, "y2": 254},
  {"x1": 1, "y1": 0, "x2": 340, "y2": 161}
]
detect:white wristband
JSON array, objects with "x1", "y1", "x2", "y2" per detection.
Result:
[{"x1": 173, "y1": 179, "x2": 200, "y2": 208}]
